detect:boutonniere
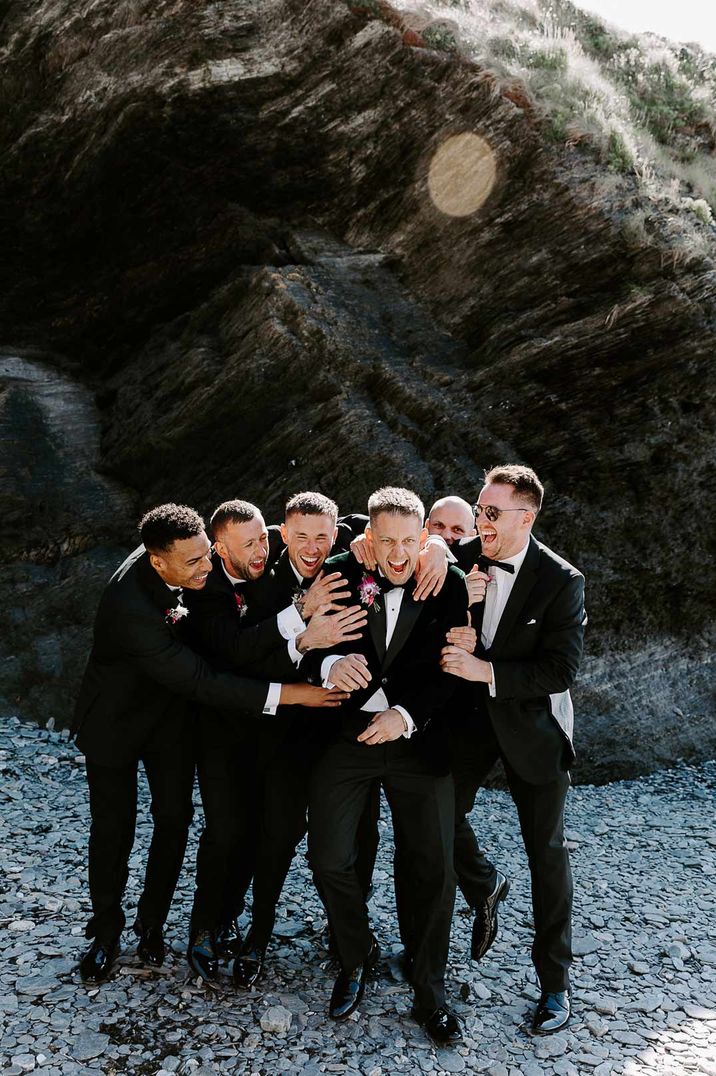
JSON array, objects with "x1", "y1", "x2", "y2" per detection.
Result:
[
  {"x1": 358, "y1": 573, "x2": 381, "y2": 611},
  {"x1": 165, "y1": 604, "x2": 189, "y2": 625},
  {"x1": 234, "y1": 593, "x2": 248, "y2": 617}
]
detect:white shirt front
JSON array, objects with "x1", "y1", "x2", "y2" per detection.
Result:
[
  {"x1": 480, "y1": 540, "x2": 530, "y2": 697},
  {"x1": 321, "y1": 583, "x2": 415, "y2": 737}
]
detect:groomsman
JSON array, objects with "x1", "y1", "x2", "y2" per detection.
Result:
[
  {"x1": 183, "y1": 499, "x2": 360, "y2": 979},
  {"x1": 441, "y1": 465, "x2": 586, "y2": 1034},
  {"x1": 308, "y1": 487, "x2": 469, "y2": 1045},
  {"x1": 73, "y1": 504, "x2": 341, "y2": 984}
]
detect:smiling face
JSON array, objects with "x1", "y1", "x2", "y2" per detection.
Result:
[
  {"x1": 366, "y1": 511, "x2": 427, "y2": 585},
  {"x1": 214, "y1": 513, "x2": 269, "y2": 581},
  {"x1": 476, "y1": 482, "x2": 535, "y2": 561},
  {"x1": 150, "y1": 532, "x2": 213, "y2": 590},
  {"x1": 427, "y1": 496, "x2": 477, "y2": 546},
  {"x1": 280, "y1": 512, "x2": 338, "y2": 579}
]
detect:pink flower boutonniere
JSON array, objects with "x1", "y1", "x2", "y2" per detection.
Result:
[
  {"x1": 235, "y1": 593, "x2": 248, "y2": 617},
  {"x1": 358, "y1": 573, "x2": 381, "y2": 611},
  {"x1": 165, "y1": 604, "x2": 189, "y2": 625}
]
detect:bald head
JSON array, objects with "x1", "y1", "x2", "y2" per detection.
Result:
[{"x1": 427, "y1": 496, "x2": 476, "y2": 546}]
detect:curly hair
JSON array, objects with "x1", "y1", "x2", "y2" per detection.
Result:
[{"x1": 139, "y1": 504, "x2": 205, "y2": 553}]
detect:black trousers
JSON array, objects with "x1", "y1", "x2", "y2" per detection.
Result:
[
  {"x1": 190, "y1": 715, "x2": 261, "y2": 935},
  {"x1": 84, "y1": 722, "x2": 195, "y2": 943},
  {"x1": 450, "y1": 711, "x2": 573, "y2": 992},
  {"x1": 309, "y1": 737, "x2": 456, "y2": 1013},
  {"x1": 250, "y1": 733, "x2": 380, "y2": 949}
]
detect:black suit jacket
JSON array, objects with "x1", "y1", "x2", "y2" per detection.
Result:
[
  {"x1": 73, "y1": 547, "x2": 273, "y2": 768},
  {"x1": 305, "y1": 551, "x2": 469, "y2": 770},
  {"x1": 454, "y1": 534, "x2": 586, "y2": 783},
  {"x1": 183, "y1": 551, "x2": 296, "y2": 679}
]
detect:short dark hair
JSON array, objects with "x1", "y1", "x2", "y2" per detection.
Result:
[
  {"x1": 210, "y1": 500, "x2": 260, "y2": 538},
  {"x1": 367, "y1": 486, "x2": 425, "y2": 525},
  {"x1": 285, "y1": 491, "x2": 338, "y2": 522},
  {"x1": 484, "y1": 465, "x2": 544, "y2": 512},
  {"x1": 140, "y1": 503, "x2": 205, "y2": 553}
]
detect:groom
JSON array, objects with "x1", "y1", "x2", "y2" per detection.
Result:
[{"x1": 307, "y1": 487, "x2": 469, "y2": 1045}]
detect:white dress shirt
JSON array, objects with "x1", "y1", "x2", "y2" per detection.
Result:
[
  {"x1": 321, "y1": 582, "x2": 416, "y2": 738},
  {"x1": 480, "y1": 540, "x2": 530, "y2": 697}
]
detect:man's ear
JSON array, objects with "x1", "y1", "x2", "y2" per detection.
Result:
[
  {"x1": 419, "y1": 527, "x2": 429, "y2": 549},
  {"x1": 214, "y1": 537, "x2": 227, "y2": 563},
  {"x1": 332, "y1": 525, "x2": 339, "y2": 544},
  {"x1": 365, "y1": 524, "x2": 374, "y2": 549},
  {"x1": 148, "y1": 551, "x2": 165, "y2": 574},
  {"x1": 280, "y1": 522, "x2": 288, "y2": 545}
]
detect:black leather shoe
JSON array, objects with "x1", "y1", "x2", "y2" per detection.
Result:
[
  {"x1": 471, "y1": 870, "x2": 510, "y2": 961},
  {"x1": 412, "y1": 1004, "x2": 464, "y2": 1045},
  {"x1": 79, "y1": 938, "x2": 120, "y2": 983},
  {"x1": 187, "y1": 929, "x2": 219, "y2": 982},
  {"x1": 215, "y1": 919, "x2": 242, "y2": 961},
  {"x1": 532, "y1": 990, "x2": 571, "y2": 1035},
  {"x1": 328, "y1": 938, "x2": 380, "y2": 1020},
  {"x1": 134, "y1": 921, "x2": 165, "y2": 967},
  {"x1": 232, "y1": 943, "x2": 266, "y2": 989}
]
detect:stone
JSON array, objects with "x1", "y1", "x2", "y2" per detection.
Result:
[
  {"x1": 69, "y1": 1033, "x2": 110, "y2": 1062},
  {"x1": 259, "y1": 1006, "x2": 293, "y2": 1035}
]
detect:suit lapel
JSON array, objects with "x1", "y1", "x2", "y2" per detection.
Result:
[
  {"x1": 368, "y1": 601, "x2": 387, "y2": 661},
  {"x1": 488, "y1": 536, "x2": 540, "y2": 655},
  {"x1": 383, "y1": 590, "x2": 422, "y2": 671}
]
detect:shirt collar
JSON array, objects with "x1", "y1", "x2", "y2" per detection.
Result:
[
  {"x1": 222, "y1": 562, "x2": 245, "y2": 586},
  {"x1": 498, "y1": 540, "x2": 530, "y2": 574}
]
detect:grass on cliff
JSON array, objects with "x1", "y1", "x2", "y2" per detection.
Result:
[{"x1": 386, "y1": 0, "x2": 716, "y2": 229}]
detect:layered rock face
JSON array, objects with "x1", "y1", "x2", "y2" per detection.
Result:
[{"x1": 1, "y1": 0, "x2": 713, "y2": 780}]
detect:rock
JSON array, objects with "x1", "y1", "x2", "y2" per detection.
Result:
[
  {"x1": 667, "y1": 941, "x2": 691, "y2": 960},
  {"x1": 0, "y1": 1, "x2": 713, "y2": 781},
  {"x1": 573, "y1": 934, "x2": 601, "y2": 957},
  {"x1": 69, "y1": 1033, "x2": 110, "y2": 1062},
  {"x1": 259, "y1": 1006, "x2": 293, "y2": 1035}
]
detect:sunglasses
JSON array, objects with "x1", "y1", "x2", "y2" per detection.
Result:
[{"x1": 473, "y1": 504, "x2": 531, "y2": 522}]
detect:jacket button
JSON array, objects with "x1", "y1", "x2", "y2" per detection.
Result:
[{"x1": 381, "y1": 677, "x2": 388, "y2": 685}]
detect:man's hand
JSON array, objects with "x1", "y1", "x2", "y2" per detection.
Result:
[
  {"x1": 301, "y1": 571, "x2": 351, "y2": 619},
  {"x1": 446, "y1": 625, "x2": 477, "y2": 653},
  {"x1": 280, "y1": 684, "x2": 349, "y2": 707},
  {"x1": 297, "y1": 605, "x2": 367, "y2": 651},
  {"x1": 465, "y1": 566, "x2": 490, "y2": 606},
  {"x1": 413, "y1": 539, "x2": 449, "y2": 600},
  {"x1": 440, "y1": 645, "x2": 492, "y2": 683},
  {"x1": 349, "y1": 533, "x2": 377, "y2": 571},
  {"x1": 357, "y1": 708, "x2": 406, "y2": 745},
  {"x1": 328, "y1": 654, "x2": 372, "y2": 691}
]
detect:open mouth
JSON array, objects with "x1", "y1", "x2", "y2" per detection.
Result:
[
  {"x1": 299, "y1": 554, "x2": 321, "y2": 572},
  {"x1": 249, "y1": 558, "x2": 266, "y2": 575},
  {"x1": 193, "y1": 573, "x2": 209, "y2": 586},
  {"x1": 387, "y1": 558, "x2": 409, "y2": 577},
  {"x1": 479, "y1": 530, "x2": 497, "y2": 550}
]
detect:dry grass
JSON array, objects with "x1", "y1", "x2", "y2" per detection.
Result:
[{"x1": 387, "y1": 0, "x2": 716, "y2": 223}]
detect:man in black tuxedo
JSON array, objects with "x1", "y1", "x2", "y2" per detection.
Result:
[
  {"x1": 182, "y1": 498, "x2": 362, "y2": 979},
  {"x1": 307, "y1": 487, "x2": 469, "y2": 1045},
  {"x1": 441, "y1": 465, "x2": 586, "y2": 1034},
  {"x1": 73, "y1": 503, "x2": 343, "y2": 984},
  {"x1": 232, "y1": 492, "x2": 379, "y2": 988}
]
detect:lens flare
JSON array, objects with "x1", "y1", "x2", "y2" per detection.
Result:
[{"x1": 427, "y1": 132, "x2": 497, "y2": 217}]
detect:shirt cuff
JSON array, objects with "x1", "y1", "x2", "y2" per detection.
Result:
[
  {"x1": 277, "y1": 604, "x2": 305, "y2": 640},
  {"x1": 393, "y1": 704, "x2": 416, "y2": 739},
  {"x1": 487, "y1": 663, "x2": 497, "y2": 698},
  {"x1": 321, "y1": 655, "x2": 342, "y2": 687},
  {"x1": 262, "y1": 682, "x2": 282, "y2": 715},
  {"x1": 287, "y1": 638, "x2": 303, "y2": 667},
  {"x1": 425, "y1": 534, "x2": 456, "y2": 564}
]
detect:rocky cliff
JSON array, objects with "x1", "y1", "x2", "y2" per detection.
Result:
[{"x1": 1, "y1": 0, "x2": 713, "y2": 781}]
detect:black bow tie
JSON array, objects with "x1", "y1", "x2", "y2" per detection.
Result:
[
  {"x1": 376, "y1": 573, "x2": 415, "y2": 594},
  {"x1": 477, "y1": 555, "x2": 515, "y2": 575}
]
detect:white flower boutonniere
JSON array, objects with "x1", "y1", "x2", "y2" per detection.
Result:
[{"x1": 165, "y1": 604, "x2": 189, "y2": 625}]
